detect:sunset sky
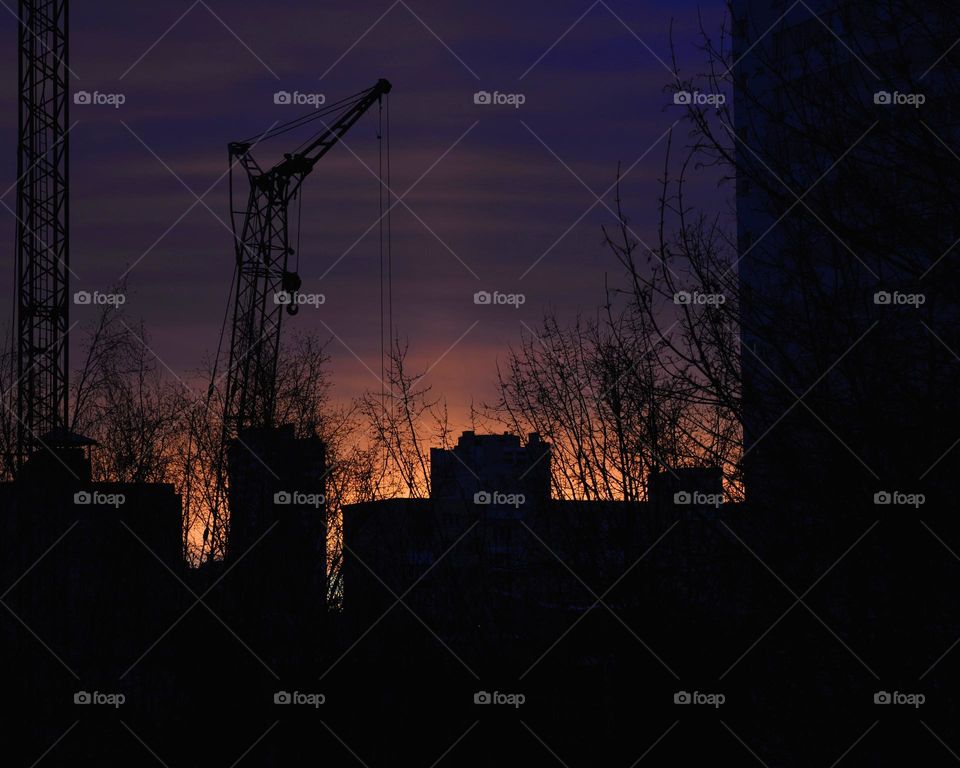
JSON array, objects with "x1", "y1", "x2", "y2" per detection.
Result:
[{"x1": 0, "y1": 0, "x2": 725, "y2": 429}]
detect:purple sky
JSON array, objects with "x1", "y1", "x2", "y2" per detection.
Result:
[{"x1": 0, "y1": 0, "x2": 725, "y2": 428}]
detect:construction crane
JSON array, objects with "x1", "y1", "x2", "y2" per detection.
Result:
[
  {"x1": 13, "y1": 0, "x2": 71, "y2": 472},
  {"x1": 204, "y1": 79, "x2": 391, "y2": 557}
]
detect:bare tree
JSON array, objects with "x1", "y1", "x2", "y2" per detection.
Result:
[{"x1": 359, "y1": 337, "x2": 453, "y2": 501}]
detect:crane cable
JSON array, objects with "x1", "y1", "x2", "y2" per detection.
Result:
[{"x1": 378, "y1": 93, "x2": 393, "y2": 409}]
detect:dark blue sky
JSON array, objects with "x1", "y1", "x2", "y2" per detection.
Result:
[{"x1": 0, "y1": 0, "x2": 725, "y2": 426}]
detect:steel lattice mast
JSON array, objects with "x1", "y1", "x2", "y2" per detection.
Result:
[{"x1": 16, "y1": 0, "x2": 70, "y2": 466}]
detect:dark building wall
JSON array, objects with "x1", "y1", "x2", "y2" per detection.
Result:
[
  {"x1": 733, "y1": 0, "x2": 959, "y2": 509},
  {"x1": 225, "y1": 425, "x2": 328, "y2": 672}
]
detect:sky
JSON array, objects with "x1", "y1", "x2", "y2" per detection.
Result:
[{"x1": 0, "y1": 0, "x2": 726, "y2": 430}]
